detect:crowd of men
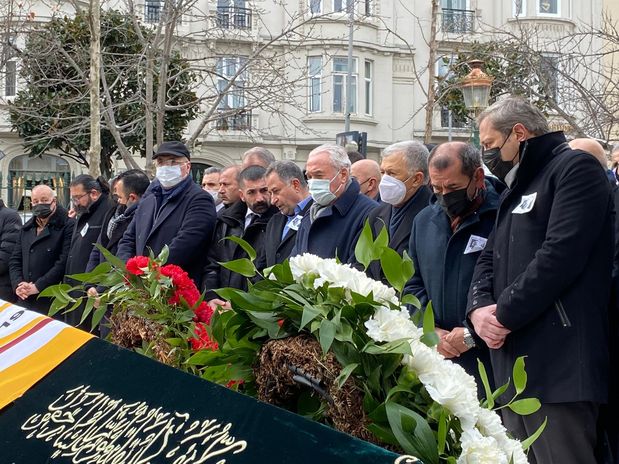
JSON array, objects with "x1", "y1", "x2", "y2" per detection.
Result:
[{"x1": 3, "y1": 97, "x2": 619, "y2": 463}]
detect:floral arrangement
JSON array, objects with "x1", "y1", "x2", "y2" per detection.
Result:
[
  {"x1": 185, "y1": 224, "x2": 544, "y2": 463},
  {"x1": 41, "y1": 246, "x2": 214, "y2": 369}
]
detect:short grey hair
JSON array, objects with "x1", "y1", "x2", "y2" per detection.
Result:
[
  {"x1": 308, "y1": 144, "x2": 351, "y2": 172},
  {"x1": 32, "y1": 184, "x2": 57, "y2": 198},
  {"x1": 204, "y1": 166, "x2": 221, "y2": 175},
  {"x1": 266, "y1": 160, "x2": 307, "y2": 188},
  {"x1": 382, "y1": 140, "x2": 429, "y2": 179},
  {"x1": 478, "y1": 97, "x2": 550, "y2": 137},
  {"x1": 429, "y1": 142, "x2": 481, "y2": 178},
  {"x1": 238, "y1": 165, "x2": 267, "y2": 188},
  {"x1": 243, "y1": 147, "x2": 276, "y2": 166}
]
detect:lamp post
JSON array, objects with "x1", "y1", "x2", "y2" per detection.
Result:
[{"x1": 459, "y1": 60, "x2": 493, "y2": 147}]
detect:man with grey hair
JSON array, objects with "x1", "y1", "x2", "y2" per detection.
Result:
[
  {"x1": 467, "y1": 97, "x2": 613, "y2": 463},
  {"x1": 366, "y1": 140, "x2": 431, "y2": 281},
  {"x1": 258, "y1": 161, "x2": 312, "y2": 268},
  {"x1": 292, "y1": 144, "x2": 378, "y2": 263},
  {"x1": 404, "y1": 142, "x2": 502, "y2": 395},
  {"x1": 242, "y1": 146, "x2": 276, "y2": 169}
]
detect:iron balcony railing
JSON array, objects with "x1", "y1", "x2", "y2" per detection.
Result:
[
  {"x1": 216, "y1": 6, "x2": 252, "y2": 30},
  {"x1": 215, "y1": 111, "x2": 253, "y2": 131},
  {"x1": 440, "y1": 107, "x2": 469, "y2": 129},
  {"x1": 144, "y1": 2, "x2": 162, "y2": 23},
  {"x1": 441, "y1": 8, "x2": 475, "y2": 34}
]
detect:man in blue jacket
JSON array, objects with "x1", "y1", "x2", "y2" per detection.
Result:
[
  {"x1": 292, "y1": 144, "x2": 378, "y2": 263},
  {"x1": 117, "y1": 141, "x2": 216, "y2": 285},
  {"x1": 404, "y1": 142, "x2": 501, "y2": 395}
]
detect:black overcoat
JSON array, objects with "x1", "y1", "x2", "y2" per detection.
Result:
[{"x1": 0, "y1": 202, "x2": 22, "y2": 301}]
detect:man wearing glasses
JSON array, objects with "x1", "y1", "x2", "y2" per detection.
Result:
[{"x1": 117, "y1": 141, "x2": 216, "y2": 286}]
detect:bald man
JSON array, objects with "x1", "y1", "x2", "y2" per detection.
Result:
[
  {"x1": 351, "y1": 159, "x2": 381, "y2": 201},
  {"x1": 569, "y1": 138, "x2": 615, "y2": 186}
]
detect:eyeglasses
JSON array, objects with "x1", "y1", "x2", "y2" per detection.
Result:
[
  {"x1": 155, "y1": 159, "x2": 188, "y2": 167},
  {"x1": 70, "y1": 192, "x2": 89, "y2": 202}
]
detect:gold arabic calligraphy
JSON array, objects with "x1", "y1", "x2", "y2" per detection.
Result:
[{"x1": 21, "y1": 385, "x2": 248, "y2": 463}]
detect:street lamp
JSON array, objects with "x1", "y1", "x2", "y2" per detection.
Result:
[{"x1": 459, "y1": 60, "x2": 493, "y2": 147}]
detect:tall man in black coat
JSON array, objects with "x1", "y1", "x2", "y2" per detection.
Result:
[
  {"x1": 258, "y1": 161, "x2": 312, "y2": 269},
  {"x1": 10, "y1": 185, "x2": 73, "y2": 314},
  {"x1": 366, "y1": 140, "x2": 431, "y2": 281},
  {"x1": 0, "y1": 200, "x2": 21, "y2": 302},
  {"x1": 404, "y1": 142, "x2": 501, "y2": 395},
  {"x1": 467, "y1": 97, "x2": 614, "y2": 463},
  {"x1": 117, "y1": 142, "x2": 216, "y2": 286},
  {"x1": 203, "y1": 165, "x2": 277, "y2": 303}
]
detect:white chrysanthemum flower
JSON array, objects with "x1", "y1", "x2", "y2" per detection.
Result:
[
  {"x1": 458, "y1": 430, "x2": 509, "y2": 464},
  {"x1": 364, "y1": 306, "x2": 419, "y2": 342}
]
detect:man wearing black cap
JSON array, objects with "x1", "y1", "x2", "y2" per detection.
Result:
[{"x1": 117, "y1": 141, "x2": 216, "y2": 285}]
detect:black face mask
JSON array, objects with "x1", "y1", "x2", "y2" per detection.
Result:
[
  {"x1": 482, "y1": 134, "x2": 519, "y2": 181},
  {"x1": 436, "y1": 178, "x2": 475, "y2": 219},
  {"x1": 32, "y1": 203, "x2": 54, "y2": 219}
]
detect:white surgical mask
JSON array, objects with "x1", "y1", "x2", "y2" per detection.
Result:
[
  {"x1": 308, "y1": 172, "x2": 341, "y2": 206},
  {"x1": 206, "y1": 189, "x2": 222, "y2": 206},
  {"x1": 379, "y1": 174, "x2": 411, "y2": 205},
  {"x1": 156, "y1": 165, "x2": 183, "y2": 188}
]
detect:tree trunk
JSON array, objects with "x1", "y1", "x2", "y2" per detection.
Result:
[
  {"x1": 423, "y1": 0, "x2": 439, "y2": 144},
  {"x1": 88, "y1": 0, "x2": 101, "y2": 177},
  {"x1": 145, "y1": 47, "x2": 155, "y2": 177}
]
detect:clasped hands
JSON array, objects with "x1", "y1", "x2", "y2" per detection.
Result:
[
  {"x1": 469, "y1": 304, "x2": 510, "y2": 349},
  {"x1": 15, "y1": 281, "x2": 39, "y2": 300},
  {"x1": 436, "y1": 327, "x2": 469, "y2": 358}
]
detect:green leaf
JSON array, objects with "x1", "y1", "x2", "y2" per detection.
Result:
[
  {"x1": 385, "y1": 401, "x2": 439, "y2": 464},
  {"x1": 508, "y1": 398, "x2": 541, "y2": 416},
  {"x1": 380, "y1": 247, "x2": 407, "y2": 293},
  {"x1": 91, "y1": 304, "x2": 107, "y2": 330},
  {"x1": 300, "y1": 304, "x2": 321, "y2": 330},
  {"x1": 513, "y1": 356, "x2": 527, "y2": 395},
  {"x1": 521, "y1": 417, "x2": 547, "y2": 451},
  {"x1": 218, "y1": 258, "x2": 256, "y2": 278},
  {"x1": 478, "y1": 359, "x2": 495, "y2": 409},
  {"x1": 79, "y1": 297, "x2": 96, "y2": 326},
  {"x1": 363, "y1": 339, "x2": 412, "y2": 355},
  {"x1": 222, "y1": 236, "x2": 257, "y2": 261},
  {"x1": 437, "y1": 409, "x2": 448, "y2": 455},
  {"x1": 492, "y1": 379, "x2": 511, "y2": 401},
  {"x1": 319, "y1": 318, "x2": 336, "y2": 354},
  {"x1": 334, "y1": 363, "x2": 359, "y2": 389},
  {"x1": 39, "y1": 283, "x2": 73, "y2": 299},
  {"x1": 156, "y1": 245, "x2": 170, "y2": 265},
  {"x1": 423, "y1": 302, "x2": 435, "y2": 335},
  {"x1": 354, "y1": 219, "x2": 375, "y2": 270},
  {"x1": 420, "y1": 332, "x2": 439, "y2": 347},
  {"x1": 401, "y1": 293, "x2": 421, "y2": 309},
  {"x1": 366, "y1": 423, "x2": 400, "y2": 446},
  {"x1": 95, "y1": 243, "x2": 126, "y2": 270},
  {"x1": 400, "y1": 250, "x2": 415, "y2": 283}
]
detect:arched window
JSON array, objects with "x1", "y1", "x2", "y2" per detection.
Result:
[{"x1": 8, "y1": 154, "x2": 71, "y2": 210}]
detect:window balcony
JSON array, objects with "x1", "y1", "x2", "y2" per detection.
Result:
[
  {"x1": 144, "y1": 2, "x2": 161, "y2": 23},
  {"x1": 216, "y1": 6, "x2": 252, "y2": 30},
  {"x1": 441, "y1": 8, "x2": 475, "y2": 34},
  {"x1": 215, "y1": 111, "x2": 253, "y2": 131},
  {"x1": 440, "y1": 107, "x2": 469, "y2": 129}
]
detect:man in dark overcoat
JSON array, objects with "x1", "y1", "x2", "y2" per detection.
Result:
[
  {"x1": 0, "y1": 199, "x2": 21, "y2": 302},
  {"x1": 9, "y1": 185, "x2": 73, "y2": 314},
  {"x1": 467, "y1": 97, "x2": 614, "y2": 463}
]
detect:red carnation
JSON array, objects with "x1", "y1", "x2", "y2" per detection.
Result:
[
  {"x1": 226, "y1": 379, "x2": 245, "y2": 389},
  {"x1": 189, "y1": 322, "x2": 219, "y2": 351},
  {"x1": 194, "y1": 302, "x2": 214, "y2": 324},
  {"x1": 126, "y1": 256, "x2": 151, "y2": 276},
  {"x1": 161, "y1": 264, "x2": 193, "y2": 290}
]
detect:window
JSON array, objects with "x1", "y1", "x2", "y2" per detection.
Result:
[
  {"x1": 333, "y1": 0, "x2": 344, "y2": 12},
  {"x1": 144, "y1": 0, "x2": 162, "y2": 23},
  {"x1": 437, "y1": 56, "x2": 467, "y2": 129},
  {"x1": 309, "y1": 0, "x2": 321, "y2": 14},
  {"x1": 216, "y1": 56, "x2": 251, "y2": 130},
  {"x1": 364, "y1": 60, "x2": 372, "y2": 116},
  {"x1": 514, "y1": 0, "x2": 525, "y2": 16},
  {"x1": 5, "y1": 61, "x2": 16, "y2": 97},
  {"x1": 441, "y1": 0, "x2": 474, "y2": 33},
  {"x1": 538, "y1": 0, "x2": 559, "y2": 15},
  {"x1": 540, "y1": 55, "x2": 559, "y2": 100},
  {"x1": 217, "y1": 0, "x2": 251, "y2": 29},
  {"x1": 308, "y1": 56, "x2": 322, "y2": 113},
  {"x1": 364, "y1": 0, "x2": 372, "y2": 16},
  {"x1": 332, "y1": 57, "x2": 357, "y2": 114}
]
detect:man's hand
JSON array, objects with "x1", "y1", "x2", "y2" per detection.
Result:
[
  {"x1": 436, "y1": 327, "x2": 463, "y2": 358},
  {"x1": 469, "y1": 304, "x2": 510, "y2": 349},
  {"x1": 444, "y1": 327, "x2": 471, "y2": 355},
  {"x1": 15, "y1": 281, "x2": 29, "y2": 300},
  {"x1": 208, "y1": 298, "x2": 231, "y2": 311},
  {"x1": 87, "y1": 287, "x2": 101, "y2": 309}
]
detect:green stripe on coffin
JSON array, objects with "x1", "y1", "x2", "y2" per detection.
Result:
[{"x1": 0, "y1": 337, "x2": 417, "y2": 464}]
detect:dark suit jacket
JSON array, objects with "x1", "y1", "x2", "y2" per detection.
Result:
[
  {"x1": 117, "y1": 177, "x2": 216, "y2": 285},
  {"x1": 258, "y1": 199, "x2": 313, "y2": 269},
  {"x1": 366, "y1": 186, "x2": 432, "y2": 281},
  {"x1": 9, "y1": 205, "x2": 73, "y2": 314}
]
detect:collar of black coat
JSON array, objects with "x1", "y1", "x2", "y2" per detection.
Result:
[
  {"x1": 219, "y1": 200, "x2": 248, "y2": 226},
  {"x1": 23, "y1": 204, "x2": 69, "y2": 230},
  {"x1": 514, "y1": 131, "x2": 568, "y2": 186},
  {"x1": 150, "y1": 175, "x2": 193, "y2": 200}
]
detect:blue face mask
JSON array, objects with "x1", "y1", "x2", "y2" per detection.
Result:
[
  {"x1": 308, "y1": 172, "x2": 341, "y2": 206},
  {"x1": 156, "y1": 165, "x2": 183, "y2": 188}
]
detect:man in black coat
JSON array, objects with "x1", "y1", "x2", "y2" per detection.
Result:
[
  {"x1": 366, "y1": 140, "x2": 431, "y2": 281},
  {"x1": 0, "y1": 199, "x2": 21, "y2": 302},
  {"x1": 117, "y1": 141, "x2": 216, "y2": 286},
  {"x1": 86, "y1": 169, "x2": 150, "y2": 271},
  {"x1": 9, "y1": 185, "x2": 73, "y2": 314},
  {"x1": 467, "y1": 97, "x2": 614, "y2": 463},
  {"x1": 404, "y1": 142, "x2": 502, "y2": 395},
  {"x1": 258, "y1": 161, "x2": 312, "y2": 269},
  {"x1": 203, "y1": 165, "x2": 277, "y2": 302}
]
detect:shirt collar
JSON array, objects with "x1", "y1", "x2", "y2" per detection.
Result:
[{"x1": 293, "y1": 195, "x2": 312, "y2": 216}]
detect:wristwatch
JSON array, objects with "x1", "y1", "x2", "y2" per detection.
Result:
[{"x1": 463, "y1": 328, "x2": 476, "y2": 349}]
